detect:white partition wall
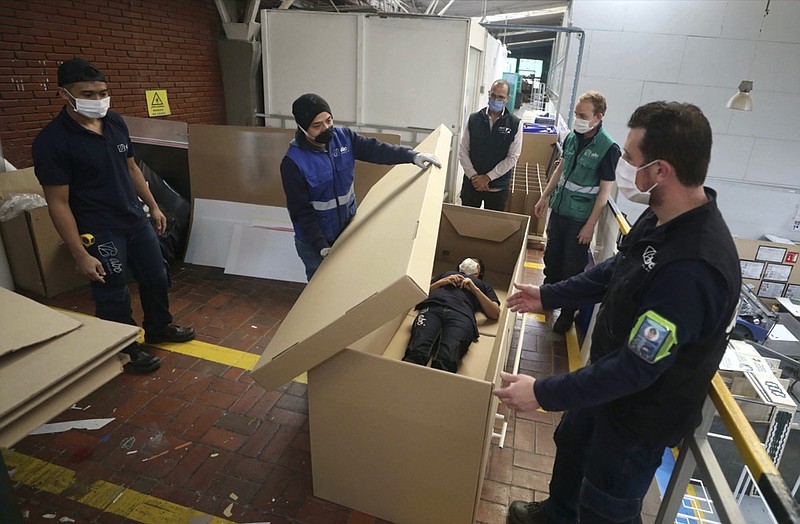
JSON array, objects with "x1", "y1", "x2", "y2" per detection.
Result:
[
  {"x1": 557, "y1": 0, "x2": 800, "y2": 240},
  {"x1": 260, "y1": 10, "x2": 478, "y2": 200},
  {"x1": 261, "y1": 10, "x2": 469, "y2": 133}
]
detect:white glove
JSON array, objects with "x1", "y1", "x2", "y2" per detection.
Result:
[{"x1": 413, "y1": 153, "x2": 441, "y2": 169}]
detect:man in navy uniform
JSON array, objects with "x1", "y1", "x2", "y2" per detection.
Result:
[
  {"x1": 33, "y1": 58, "x2": 195, "y2": 374},
  {"x1": 495, "y1": 102, "x2": 741, "y2": 524}
]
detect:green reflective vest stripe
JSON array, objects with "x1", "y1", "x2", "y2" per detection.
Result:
[{"x1": 550, "y1": 127, "x2": 615, "y2": 222}]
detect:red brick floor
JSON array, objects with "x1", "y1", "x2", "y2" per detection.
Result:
[{"x1": 6, "y1": 247, "x2": 570, "y2": 523}]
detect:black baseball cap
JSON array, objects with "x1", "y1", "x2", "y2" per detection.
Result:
[{"x1": 57, "y1": 58, "x2": 106, "y2": 87}]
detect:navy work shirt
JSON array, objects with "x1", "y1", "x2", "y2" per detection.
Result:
[{"x1": 32, "y1": 107, "x2": 146, "y2": 232}]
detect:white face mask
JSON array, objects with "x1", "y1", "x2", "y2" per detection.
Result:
[
  {"x1": 65, "y1": 90, "x2": 110, "y2": 119},
  {"x1": 615, "y1": 158, "x2": 659, "y2": 205},
  {"x1": 572, "y1": 117, "x2": 594, "y2": 134},
  {"x1": 459, "y1": 258, "x2": 479, "y2": 276}
]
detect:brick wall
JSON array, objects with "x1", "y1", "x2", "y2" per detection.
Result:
[{"x1": 0, "y1": 0, "x2": 227, "y2": 168}]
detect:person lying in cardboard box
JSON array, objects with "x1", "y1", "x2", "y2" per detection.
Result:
[{"x1": 402, "y1": 257, "x2": 501, "y2": 373}]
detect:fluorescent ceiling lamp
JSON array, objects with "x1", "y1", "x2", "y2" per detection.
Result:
[
  {"x1": 507, "y1": 38, "x2": 555, "y2": 47},
  {"x1": 484, "y1": 6, "x2": 567, "y2": 23},
  {"x1": 726, "y1": 80, "x2": 753, "y2": 111}
]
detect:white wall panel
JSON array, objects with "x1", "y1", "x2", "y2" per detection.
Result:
[
  {"x1": 708, "y1": 134, "x2": 755, "y2": 182},
  {"x1": 584, "y1": 31, "x2": 686, "y2": 82},
  {"x1": 570, "y1": 0, "x2": 626, "y2": 31},
  {"x1": 759, "y1": 0, "x2": 800, "y2": 43},
  {"x1": 728, "y1": 91, "x2": 800, "y2": 140},
  {"x1": 714, "y1": 183, "x2": 800, "y2": 242},
  {"x1": 640, "y1": 82, "x2": 735, "y2": 134},
  {"x1": 746, "y1": 138, "x2": 800, "y2": 187},
  {"x1": 678, "y1": 38, "x2": 756, "y2": 89},
  {"x1": 262, "y1": 12, "x2": 359, "y2": 121},
  {"x1": 622, "y1": 0, "x2": 724, "y2": 37},
  {"x1": 720, "y1": 1, "x2": 767, "y2": 41},
  {"x1": 750, "y1": 41, "x2": 800, "y2": 94},
  {"x1": 575, "y1": 75, "x2": 644, "y2": 128}
]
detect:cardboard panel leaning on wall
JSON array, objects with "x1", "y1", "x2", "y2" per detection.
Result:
[{"x1": 187, "y1": 124, "x2": 401, "y2": 207}]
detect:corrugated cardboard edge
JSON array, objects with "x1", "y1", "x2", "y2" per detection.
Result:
[
  {"x1": 0, "y1": 288, "x2": 81, "y2": 357},
  {"x1": 250, "y1": 125, "x2": 452, "y2": 391}
]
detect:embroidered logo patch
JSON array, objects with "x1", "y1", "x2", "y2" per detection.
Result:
[
  {"x1": 117, "y1": 143, "x2": 128, "y2": 153},
  {"x1": 642, "y1": 245, "x2": 657, "y2": 271},
  {"x1": 627, "y1": 310, "x2": 677, "y2": 364}
]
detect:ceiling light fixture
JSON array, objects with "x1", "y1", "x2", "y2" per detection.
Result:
[
  {"x1": 484, "y1": 6, "x2": 568, "y2": 23},
  {"x1": 726, "y1": 80, "x2": 754, "y2": 111}
]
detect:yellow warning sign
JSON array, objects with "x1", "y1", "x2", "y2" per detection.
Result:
[{"x1": 145, "y1": 89, "x2": 171, "y2": 117}]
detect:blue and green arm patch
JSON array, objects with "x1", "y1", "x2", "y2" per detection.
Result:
[{"x1": 627, "y1": 310, "x2": 678, "y2": 364}]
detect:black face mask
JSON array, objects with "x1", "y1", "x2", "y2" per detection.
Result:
[{"x1": 314, "y1": 127, "x2": 334, "y2": 144}]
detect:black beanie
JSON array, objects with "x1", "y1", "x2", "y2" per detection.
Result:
[
  {"x1": 292, "y1": 93, "x2": 332, "y2": 131},
  {"x1": 58, "y1": 58, "x2": 106, "y2": 87}
]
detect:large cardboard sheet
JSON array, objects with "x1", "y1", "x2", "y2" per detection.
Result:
[
  {"x1": 250, "y1": 125, "x2": 452, "y2": 390},
  {"x1": 187, "y1": 124, "x2": 400, "y2": 207},
  {"x1": 0, "y1": 288, "x2": 81, "y2": 357},
  {"x1": 0, "y1": 310, "x2": 140, "y2": 421}
]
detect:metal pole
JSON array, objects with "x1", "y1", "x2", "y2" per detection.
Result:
[{"x1": 480, "y1": 23, "x2": 585, "y2": 127}]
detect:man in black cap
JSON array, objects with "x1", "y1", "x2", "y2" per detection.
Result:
[
  {"x1": 281, "y1": 93, "x2": 441, "y2": 280},
  {"x1": 32, "y1": 58, "x2": 196, "y2": 374}
]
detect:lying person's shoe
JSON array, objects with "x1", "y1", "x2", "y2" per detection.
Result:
[
  {"x1": 121, "y1": 343, "x2": 161, "y2": 374},
  {"x1": 145, "y1": 324, "x2": 196, "y2": 344},
  {"x1": 552, "y1": 309, "x2": 575, "y2": 334},
  {"x1": 507, "y1": 500, "x2": 555, "y2": 524}
]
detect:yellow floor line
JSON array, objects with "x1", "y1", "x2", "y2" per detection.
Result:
[
  {"x1": 565, "y1": 326, "x2": 582, "y2": 372},
  {"x1": 3, "y1": 449, "x2": 235, "y2": 524},
  {"x1": 149, "y1": 339, "x2": 309, "y2": 384},
  {"x1": 523, "y1": 261, "x2": 544, "y2": 269}
]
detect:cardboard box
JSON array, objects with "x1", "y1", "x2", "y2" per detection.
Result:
[
  {"x1": 0, "y1": 288, "x2": 140, "y2": 447},
  {"x1": 251, "y1": 126, "x2": 530, "y2": 524},
  {"x1": 735, "y1": 237, "x2": 800, "y2": 304},
  {"x1": 0, "y1": 168, "x2": 87, "y2": 297}
]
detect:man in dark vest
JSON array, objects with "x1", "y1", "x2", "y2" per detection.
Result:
[
  {"x1": 458, "y1": 79, "x2": 523, "y2": 211},
  {"x1": 495, "y1": 101, "x2": 741, "y2": 524},
  {"x1": 535, "y1": 91, "x2": 620, "y2": 334}
]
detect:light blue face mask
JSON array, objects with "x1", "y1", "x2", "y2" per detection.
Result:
[{"x1": 488, "y1": 98, "x2": 506, "y2": 113}]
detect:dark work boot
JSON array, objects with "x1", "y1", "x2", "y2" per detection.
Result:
[
  {"x1": 145, "y1": 324, "x2": 196, "y2": 344},
  {"x1": 121, "y1": 343, "x2": 161, "y2": 374},
  {"x1": 552, "y1": 309, "x2": 575, "y2": 334},
  {"x1": 507, "y1": 501, "x2": 555, "y2": 524}
]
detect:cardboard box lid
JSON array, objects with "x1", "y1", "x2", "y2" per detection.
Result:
[
  {"x1": 250, "y1": 125, "x2": 451, "y2": 391},
  {"x1": 0, "y1": 287, "x2": 82, "y2": 357}
]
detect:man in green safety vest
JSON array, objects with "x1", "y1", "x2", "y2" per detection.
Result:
[{"x1": 535, "y1": 91, "x2": 621, "y2": 334}]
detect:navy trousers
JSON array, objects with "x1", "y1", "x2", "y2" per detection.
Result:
[
  {"x1": 402, "y1": 306, "x2": 474, "y2": 373},
  {"x1": 543, "y1": 212, "x2": 589, "y2": 285},
  {"x1": 542, "y1": 407, "x2": 666, "y2": 524},
  {"x1": 86, "y1": 219, "x2": 172, "y2": 334}
]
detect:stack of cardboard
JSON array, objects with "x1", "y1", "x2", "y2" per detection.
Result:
[
  {"x1": 0, "y1": 288, "x2": 140, "y2": 447},
  {"x1": 0, "y1": 168, "x2": 87, "y2": 297}
]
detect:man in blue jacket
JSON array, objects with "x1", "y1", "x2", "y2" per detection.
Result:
[
  {"x1": 280, "y1": 93, "x2": 440, "y2": 280},
  {"x1": 494, "y1": 102, "x2": 741, "y2": 524}
]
